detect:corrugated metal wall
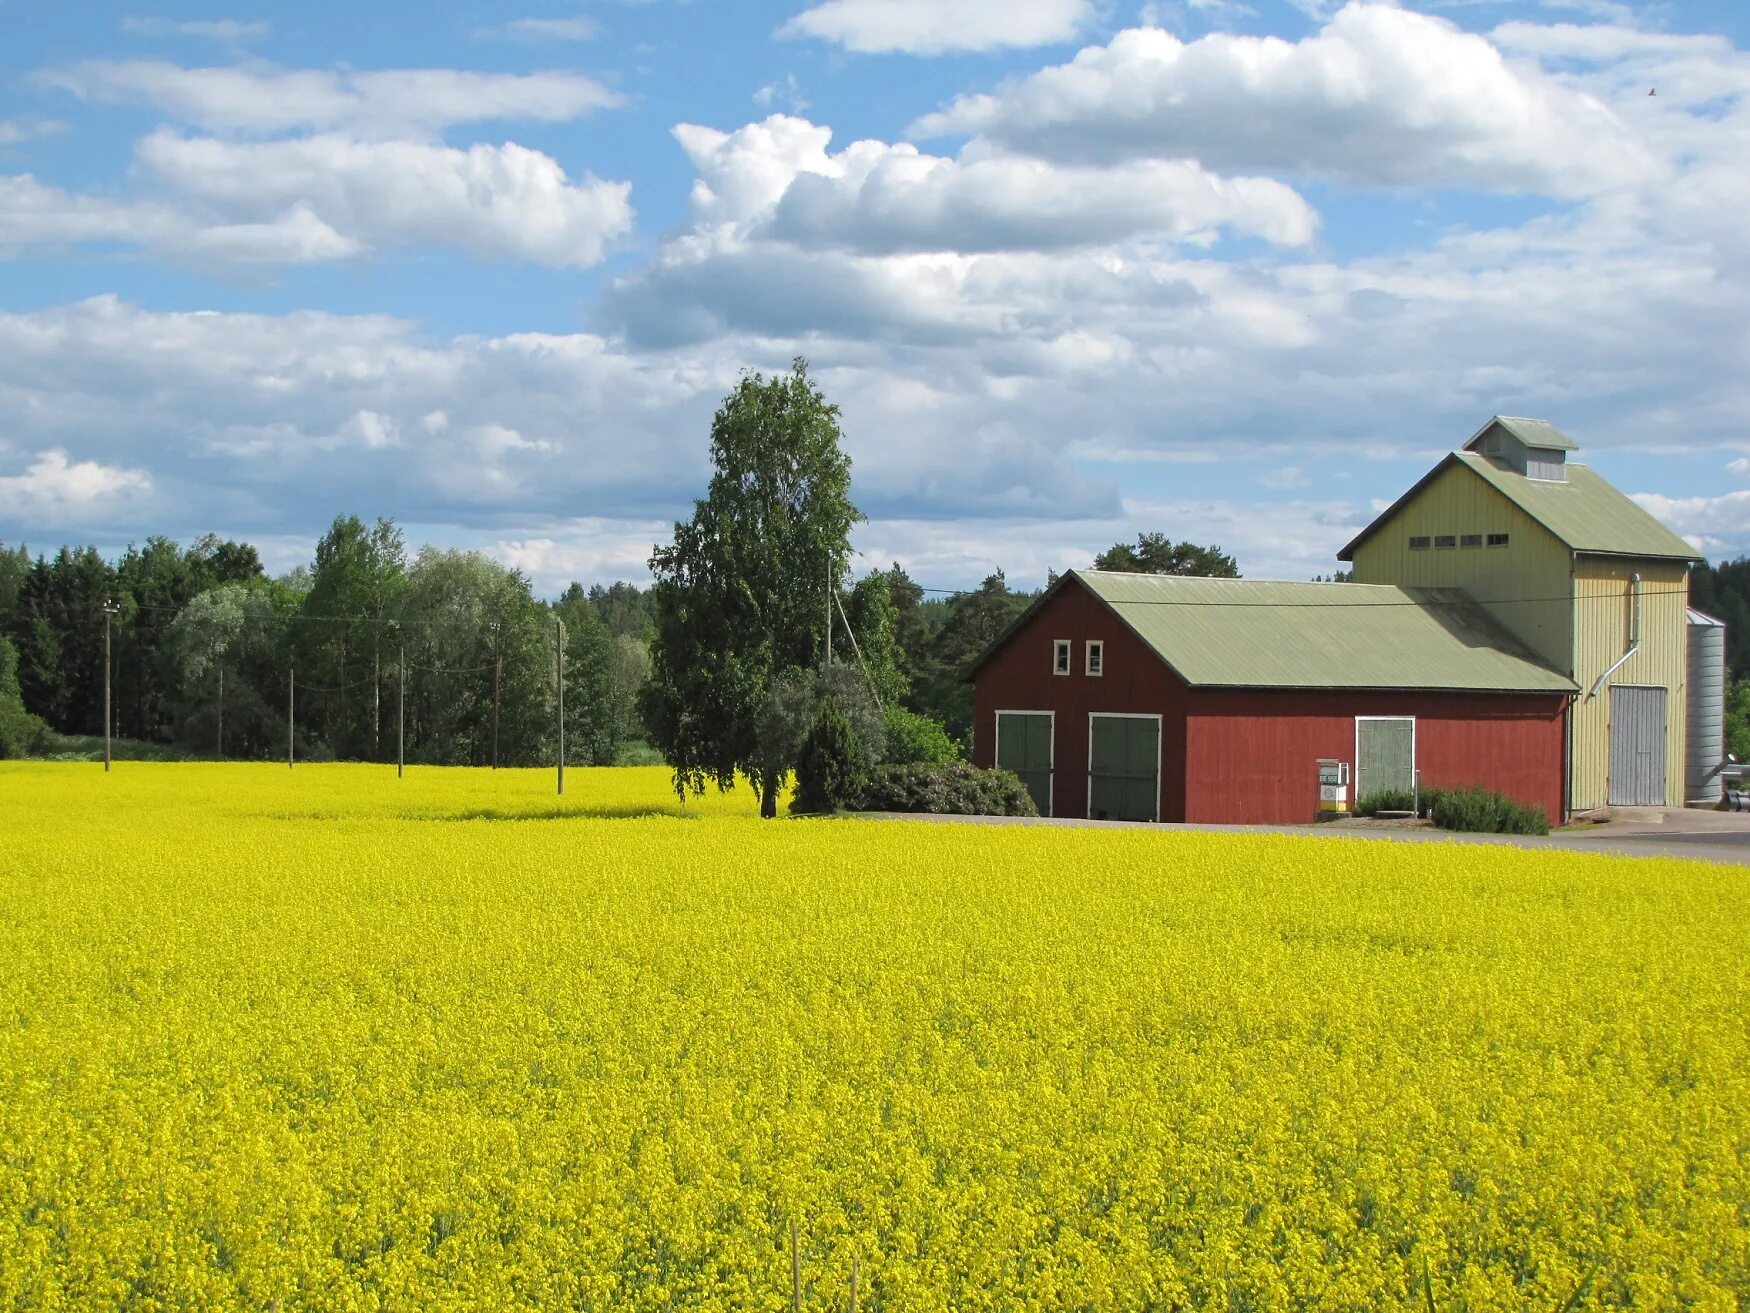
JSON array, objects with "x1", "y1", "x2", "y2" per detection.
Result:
[
  {"x1": 1349, "y1": 462, "x2": 1574, "y2": 674},
  {"x1": 1186, "y1": 688, "x2": 1568, "y2": 824},
  {"x1": 1571, "y1": 558, "x2": 1689, "y2": 810}
]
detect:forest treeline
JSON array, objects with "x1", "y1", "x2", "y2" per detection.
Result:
[
  {"x1": 3, "y1": 519, "x2": 1747, "y2": 764},
  {"x1": 0, "y1": 517, "x2": 1074, "y2": 763}
]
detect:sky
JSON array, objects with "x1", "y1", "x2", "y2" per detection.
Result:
[{"x1": 1, "y1": 0, "x2": 1747, "y2": 595}]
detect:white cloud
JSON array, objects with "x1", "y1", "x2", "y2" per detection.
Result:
[
  {"x1": 0, "y1": 296, "x2": 724, "y2": 543},
  {"x1": 41, "y1": 61, "x2": 622, "y2": 137},
  {"x1": 1258, "y1": 465, "x2": 1309, "y2": 490},
  {"x1": 1729, "y1": 457, "x2": 1750, "y2": 477},
  {"x1": 119, "y1": 16, "x2": 271, "y2": 41},
  {"x1": 673, "y1": 114, "x2": 1316, "y2": 253},
  {"x1": 1628, "y1": 491, "x2": 1738, "y2": 557},
  {"x1": 754, "y1": 73, "x2": 809, "y2": 112},
  {"x1": 494, "y1": 519, "x2": 672, "y2": 593},
  {"x1": 480, "y1": 16, "x2": 599, "y2": 42},
  {"x1": 914, "y1": 2, "x2": 1656, "y2": 196},
  {"x1": 0, "y1": 174, "x2": 182, "y2": 254},
  {"x1": 168, "y1": 203, "x2": 365, "y2": 264},
  {"x1": 780, "y1": 0, "x2": 1092, "y2": 55},
  {"x1": 0, "y1": 119, "x2": 68, "y2": 146},
  {"x1": 0, "y1": 448, "x2": 153, "y2": 513},
  {"x1": 136, "y1": 132, "x2": 634, "y2": 267}
]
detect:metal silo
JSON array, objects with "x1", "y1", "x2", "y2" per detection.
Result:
[{"x1": 1686, "y1": 609, "x2": 1726, "y2": 805}]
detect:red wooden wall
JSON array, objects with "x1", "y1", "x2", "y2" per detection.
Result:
[
  {"x1": 971, "y1": 579, "x2": 1189, "y2": 821},
  {"x1": 1184, "y1": 688, "x2": 1568, "y2": 824},
  {"x1": 971, "y1": 576, "x2": 1569, "y2": 825}
]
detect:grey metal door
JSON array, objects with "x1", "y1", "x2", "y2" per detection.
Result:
[
  {"x1": 1088, "y1": 715, "x2": 1159, "y2": 822},
  {"x1": 996, "y1": 712, "x2": 1053, "y2": 816},
  {"x1": 1609, "y1": 686, "x2": 1667, "y2": 806},
  {"x1": 1356, "y1": 718, "x2": 1415, "y2": 803}
]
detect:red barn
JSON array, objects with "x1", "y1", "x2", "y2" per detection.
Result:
[{"x1": 967, "y1": 570, "x2": 1575, "y2": 825}]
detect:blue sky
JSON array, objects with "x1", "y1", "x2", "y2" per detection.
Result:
[{"x1": 2, "y1": 0, "x2": 1747, "y2": 592}]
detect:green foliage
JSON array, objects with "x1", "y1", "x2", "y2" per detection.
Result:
[
  {"x1": 793, "y1": 698, "x2": 869, "y2": 814},
  {"x1": 162, "y1": 582, "x2": 294, "y2": 758},
  {"x1": 1690, "y1": 559, "x2": 1750, "y2": 679},
  {"x1": 1726, "y1": 673, "x2": 1750, "y2": 764},
  {"x1": 613, "y1": 740, "x2": 667, "y2": 766},
  {"x1": 300, "y1": 516, "x2": 408, "y2": 759},
  {"x1": 32, "y1": 734, "x2": 204, "y2": 762},
  {"x1": 644, "y1": 359, "x2": 861, "y2": 817},
  {"x1": 853, "y1": 763, "x2": 1038, "y2": 817},
  {"x1": 881, "y1": 705, "x2": 963, "y2": 765},
  {"x1": 1429, "y1": 786, "x2": 1550, "y2": 836},
  {"x1": 554, "y1": 585, "x2": 618, "y2": 766},
  {"x1": 399, "y1": 547, "x2": 553, "y2": 767},
  {"x1": 0, "y1": 635, "x2": 51, "y2": 758},
  {"x1": 903, "y1": 571, "x2": 1033, "y2": 744},
  {"x1": 1093, "y1": 533, "x2": 1240, "y2": 578},
  {"x1": 816, "y1": 662, "x2": 884, "y2": 763},
  {"x1": 1354, "y1": 787, "x2": 1417, "y2": 816},
  {"x1": 839, "y1": 571, "x2": 908, "y2": 706}
]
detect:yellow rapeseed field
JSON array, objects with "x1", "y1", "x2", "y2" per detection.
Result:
[{"x1": 0, "y1": 762, "x2": 1746, "y2": 1311}]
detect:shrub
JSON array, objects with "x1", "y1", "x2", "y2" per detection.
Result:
[
  {"x1": 1354, "y1": 787, "x2": 1416, "y2": 817},
  {"x1": 613, "y1": 740, "x2": 667, "y2": 767},
  {"x1": 881, "y1": 706, "x2": 964, "y2": 766},
  {"x1": 793, "y1": 699, "x2": 870, "y2": 814},
  {"x1": 853, "y1": 763, "x2": 1038, "y2": 817},
  {"x1": 1430, "y1": 785, "x2": 1549, "y2": 836},
  {"x1": 0, "y1": 636, "x2": 51, "y2": 760}
]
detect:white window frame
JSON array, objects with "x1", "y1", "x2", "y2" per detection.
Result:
[
  {"x1": 1085, "y1": 711, "x2": 1163, "y2": 824},
  {"x1": 1354, "y1": 715, "x2": 1416, "y2": 801},
  {"x1": 1085, "y1": 639, "x2": 1104, "y2": 677},
  {"x1": 1052, "y1": 638, "x2": 1072, "y2": 676},
  {"x1": 995, "y1": 709, "x2": 1055, "y2": 817}
]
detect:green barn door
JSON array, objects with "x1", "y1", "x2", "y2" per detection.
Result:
[
  {"x1": 996, "y1": 713, "x2": 1054, "y2": 816},
  {"x1": 1356, "y1": 717, "x2": 1415, "y2": 803},
  {"x1": 1089, "y1": 715, "x2": 1160, "y2": 822}
]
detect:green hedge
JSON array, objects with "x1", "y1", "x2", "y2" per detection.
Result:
[
  {"x1": 1355, "y1": 782, "x2": 1549, "y2": 835},
  {"x1": 853, "y1": 763, "x2": 1037, "y2": 817},
  {"x1": 1354, "y1": 787, "x2": 1417, "y2": 817},
  {"x1": 1428, "y1": 786, "x2": 1549, "y2": 836},
  {"x1": 881, "y1": 706, "x2": 964, "y2": 766}
]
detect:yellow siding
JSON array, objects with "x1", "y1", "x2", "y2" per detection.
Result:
[
  {"x1": 1569, "y1": 558, "x2": 1690, "y2": 811},
  {"x1": 1349, "y1": 462, "x2": 1574, "y2": 673}
]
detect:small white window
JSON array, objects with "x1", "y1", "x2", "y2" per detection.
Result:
[
  {"x1": 1053, "y1": 639, "x2": 1071, "y2": 675},
  {"x1": 1086, "y1": 640, "x2": 1104, "y2": 677}
]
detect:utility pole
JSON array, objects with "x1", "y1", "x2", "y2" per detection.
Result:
[
  {"x1": 490, "y1": 620, "x2": 502, "y2": 770},
  {"x1": 397, "y1": 639, "x2": 405, "y2": 779},
  {"x1": 555, "y1": 618, "x2": 565, "y2": 796},
  {"x1": 102, "y1": 599, "x2": 119, "y2": 772},
  {"x1": 288, "y1": 668, "x2": 295, "y2": 769},
  {"x1": 825, "y1": 559, "x2": 832, "y2": 668},
  {"x1": 217, "y1": 667, "x2": 224, "y2": 758}
]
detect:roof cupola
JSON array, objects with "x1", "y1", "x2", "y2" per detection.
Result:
[{"x1": 1465, "y1": 415, "x2": 1576, "y2": 482}]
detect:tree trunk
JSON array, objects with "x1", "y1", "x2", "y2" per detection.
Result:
[{"x1": 760, "y1": 776, "x2": 778, "y2": 819}]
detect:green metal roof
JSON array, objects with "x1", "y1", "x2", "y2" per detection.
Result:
[
  {"x1": 1470, "y1": 415, "x2": 1579, "y2": 452},
  {"x1": 1339, "y1": 451, "x2": 1702, "y2": 562},
  {"x1": 1454, "y1": 453, "x2": 1700, "y2": 559},
  {"x1": 1069, "y1": 570, "x2": 1575, "y2": 693}
]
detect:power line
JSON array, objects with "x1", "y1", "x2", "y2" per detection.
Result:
[{"x1": 902, "y1": 582, "x2": 1694, "y2": 610}]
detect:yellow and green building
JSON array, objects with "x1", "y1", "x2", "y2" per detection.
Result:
[{"x1": 1340, "y1": 417, "x2": 1703, "y2": 813}]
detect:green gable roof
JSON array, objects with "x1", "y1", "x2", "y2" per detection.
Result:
[
  {"x1": 1472, "y1": 415, "x2": 1579, "y2": 452},
  {"x1": 1013, "y1": 571, "x2": 1574, "y2": 693},
  {"x1": 1456, "y1": 453, "x2": 1699, "y2": 559},
  {"x1": 1339, "y1": 452, "x2": 1702, "y2": 563}
]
